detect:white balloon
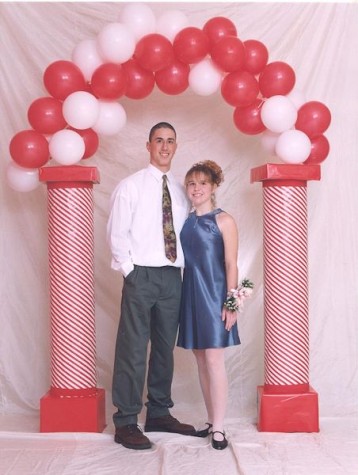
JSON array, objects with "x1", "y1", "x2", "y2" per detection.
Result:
[
  {"x1": 72, "y1": 38, "x2": 104, "y2": 82},
  {"x1": 63, "y1": 91, "x2": 100, "y2": 130},
  {"x1": 49, "y1": 130, "x2": 85, "y2": 165},
  {"x1": 97, "y1": 22, "x2": 136, "y2": 64},
  {"x1": 156, "y1": 10, "x2": 190, "y2": 42},
  {"x1": 93, "y1": 101, "x2": 127, "y2": 136},
  {"x1": 286, "y1": 89, "x2": 307, "y2": 110},
  {"x1": 118, "y1": 3, "x2": 156, "y2": 41},
  {"x1": 189, "y1": 59, "x2": 222, "y2": 96},
  {"x1": 6, "y1": 161, "x2": 40, "y2": 192},
  {"x1": 260, "y1": 130, "x2": 280, "y2": 155},
  {"x1": 261, "y1": 95, "x2": 298, "y2": 134},
  {"x1": 275, "y1": 129, "x2": 312, "y2": 164}
]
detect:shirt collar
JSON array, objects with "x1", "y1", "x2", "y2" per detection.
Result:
[{"x1": 148, "y1": 164, "x2": 174, "y2": 182}]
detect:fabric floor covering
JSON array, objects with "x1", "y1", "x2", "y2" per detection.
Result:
[{"x1": 1, "y1": 412, "x2": 357, "y2": 475}]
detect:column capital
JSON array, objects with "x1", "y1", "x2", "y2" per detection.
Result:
[
  {"x1": 251, "y1": 163, "x2": 321, "y2": 186},
  {"x1": 39, "y1": 165, "x2": 100, "y2": 186}
]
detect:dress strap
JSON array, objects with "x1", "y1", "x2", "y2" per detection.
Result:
[{"x1": 213, "y1": 208, "x2": 223, "y2": 216}]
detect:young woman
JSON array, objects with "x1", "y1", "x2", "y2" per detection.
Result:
[{"x1": 177, "y1": 160, "x2": 240, "y2": 450}]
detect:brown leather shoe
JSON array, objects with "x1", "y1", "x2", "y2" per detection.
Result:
[
  {"x1": 144, "y1": 414, "x2": 196, "y2": 436},
  {"x1": 114, "y1": 424, "x2": 151, "y2": 450}
]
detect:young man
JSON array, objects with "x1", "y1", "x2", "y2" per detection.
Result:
[{"x1": 107, "y1": 122, "x2": 195, "y2": 450}]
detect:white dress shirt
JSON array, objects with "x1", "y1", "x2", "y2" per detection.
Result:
[{"x1": 107, "y1": 164, "x2": 190, "y2": 277}]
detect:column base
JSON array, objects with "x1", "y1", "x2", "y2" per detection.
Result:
[
  {"x1": 40, "y1": 388, "x2": 106, "y2": 433},
  {"x1": 257, "y1": 385, "x2": 319, "y2": 433}
]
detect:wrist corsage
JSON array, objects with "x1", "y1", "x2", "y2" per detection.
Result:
[{"x1": 224, "y1": 278, "x2": 254, "y2": 312}]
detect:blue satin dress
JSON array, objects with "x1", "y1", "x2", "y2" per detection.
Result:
[{"x1": 177, "y1": 209, "x2": 241, "y2": 350}]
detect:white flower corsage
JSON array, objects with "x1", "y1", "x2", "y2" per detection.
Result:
[{"x1": 223, "y1": 278, "x2": 254, "y2": 312}]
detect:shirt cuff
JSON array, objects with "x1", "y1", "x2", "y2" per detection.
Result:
[{"x1": 111, "y1": 258, "x2": 134, "y2": 277}]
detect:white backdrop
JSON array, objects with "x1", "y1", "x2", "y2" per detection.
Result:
[{"x1": 1, "y1": 2, "x2": 358, "y2": 474}]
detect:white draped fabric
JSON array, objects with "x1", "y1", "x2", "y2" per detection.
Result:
[{"x1": 1, "y1": 2, "x2": 357, "y2": 474}]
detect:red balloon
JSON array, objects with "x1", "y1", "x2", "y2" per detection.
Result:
[
  {"x1": 221, "y1": 71, "x2": 259, "y2": 107},
  {"x1": 91, "y1": 63, "x2": 127, "y2": 99},
  {"x1": 9, "y1": 129, "x2": 50, "y2": 168},
  {"x1": 173, "y1": 27, "x2": 210, "y2": 64},
  {"x1": 295, "y1": 101, "x2": 331, "y2": 138},
  {"x1": 211, "y1": 36, "x2": 245, "y2": 72},
  {"x1": 122, "y1": 59, "x2": 155, "y2": 100},
  {"x1": 259, "y1": 61, "x2": 296, "y2": 98},
  {"x1": 27, "y1": 97, "x2": 67, "y2": 134},
  {"x1": 44, "y1": 60, "x2": 86, "y2": 100},
  {"x1": 243, "y1": 39, "x2": 269, "y2": 75},
  {"x1": 134, "y1": 33, "x2": 174, "y2": 72},
  {"x1": 155, "y1": 60, "x2": 190, "y2": 95},
  {"x1": 304, "y1": 135, "x2": 330, "y2": 164},
  {"x1": 203, "y1": 16, "x2": 237, "y2": 47},
  {"x1": 69, "y1": 127, "x2": 99, "y2": 159},
  {"x1": 233, "y1": 99, "x2": 266, "y2": 135}
]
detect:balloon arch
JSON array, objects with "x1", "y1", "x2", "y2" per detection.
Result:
[
  {"x1": 7, "y1": 2, "x2": 331, "y2": 191},
  {"x1": 7, "y1": 3, "x2": 329, "y2": 434}
]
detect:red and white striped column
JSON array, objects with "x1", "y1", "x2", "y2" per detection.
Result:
[
  {"x1": 39, "y1": 166, "x2": 106, "y2": 433},
  {"x1": 251, "y1": 163, "x2": 320, "y2": 432}
]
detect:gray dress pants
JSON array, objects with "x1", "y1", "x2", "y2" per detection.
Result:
[{"x1": 112, "y1": 265, "x2": 182, "y2": 428}]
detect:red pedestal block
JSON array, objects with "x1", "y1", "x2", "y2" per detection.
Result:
[
  {"x1": 257, "y1": 385, "x2": 319, "y2": 433},
  {"x1": 40, "y1": 388, "x2": 106, "y2": 433}
]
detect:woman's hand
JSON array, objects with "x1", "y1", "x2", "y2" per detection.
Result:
[{"x1": 222, "y1": 307, "x2": 238, "y2": 331}]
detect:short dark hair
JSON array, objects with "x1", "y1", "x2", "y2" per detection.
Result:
[{"x1": 149, "y1": 122, "x2": 176, "y2": 142}]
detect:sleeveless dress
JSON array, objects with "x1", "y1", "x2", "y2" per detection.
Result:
[{"x1": 177, "y1": 209, "x2": 241, "y2": 350}]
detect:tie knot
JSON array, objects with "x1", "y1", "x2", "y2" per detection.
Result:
[{"x1": 163, "y1": 174, "x2": 167, "y2": 183}]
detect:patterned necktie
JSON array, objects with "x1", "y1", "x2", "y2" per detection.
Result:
[{"x1": 162, "y1": 175, "x2": 177, "y2": 262}]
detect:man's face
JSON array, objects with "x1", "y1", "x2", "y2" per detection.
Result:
[{"x1": 147, "y1": 127, "x2": 177, "y2": 172}]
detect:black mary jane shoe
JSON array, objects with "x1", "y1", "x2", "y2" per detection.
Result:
[
  {"x1": 195, "y1": 422, "x2": 213, "y2": 438},
  {"x1": 211, "y1": 431, "x2": 228, "y2": 450}
]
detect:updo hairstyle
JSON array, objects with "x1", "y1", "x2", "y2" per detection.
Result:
[{"x1": 185, "y1": 160, "x2": 224, "y2": 187}]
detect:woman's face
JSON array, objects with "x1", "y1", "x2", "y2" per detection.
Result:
[{"x1": 185, "y1": 172, "x2": 217, "y2": 209}]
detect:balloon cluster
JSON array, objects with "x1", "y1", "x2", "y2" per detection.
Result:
[{"x1": 7, "y1": 3, "x2": 331, "y2": 192}]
